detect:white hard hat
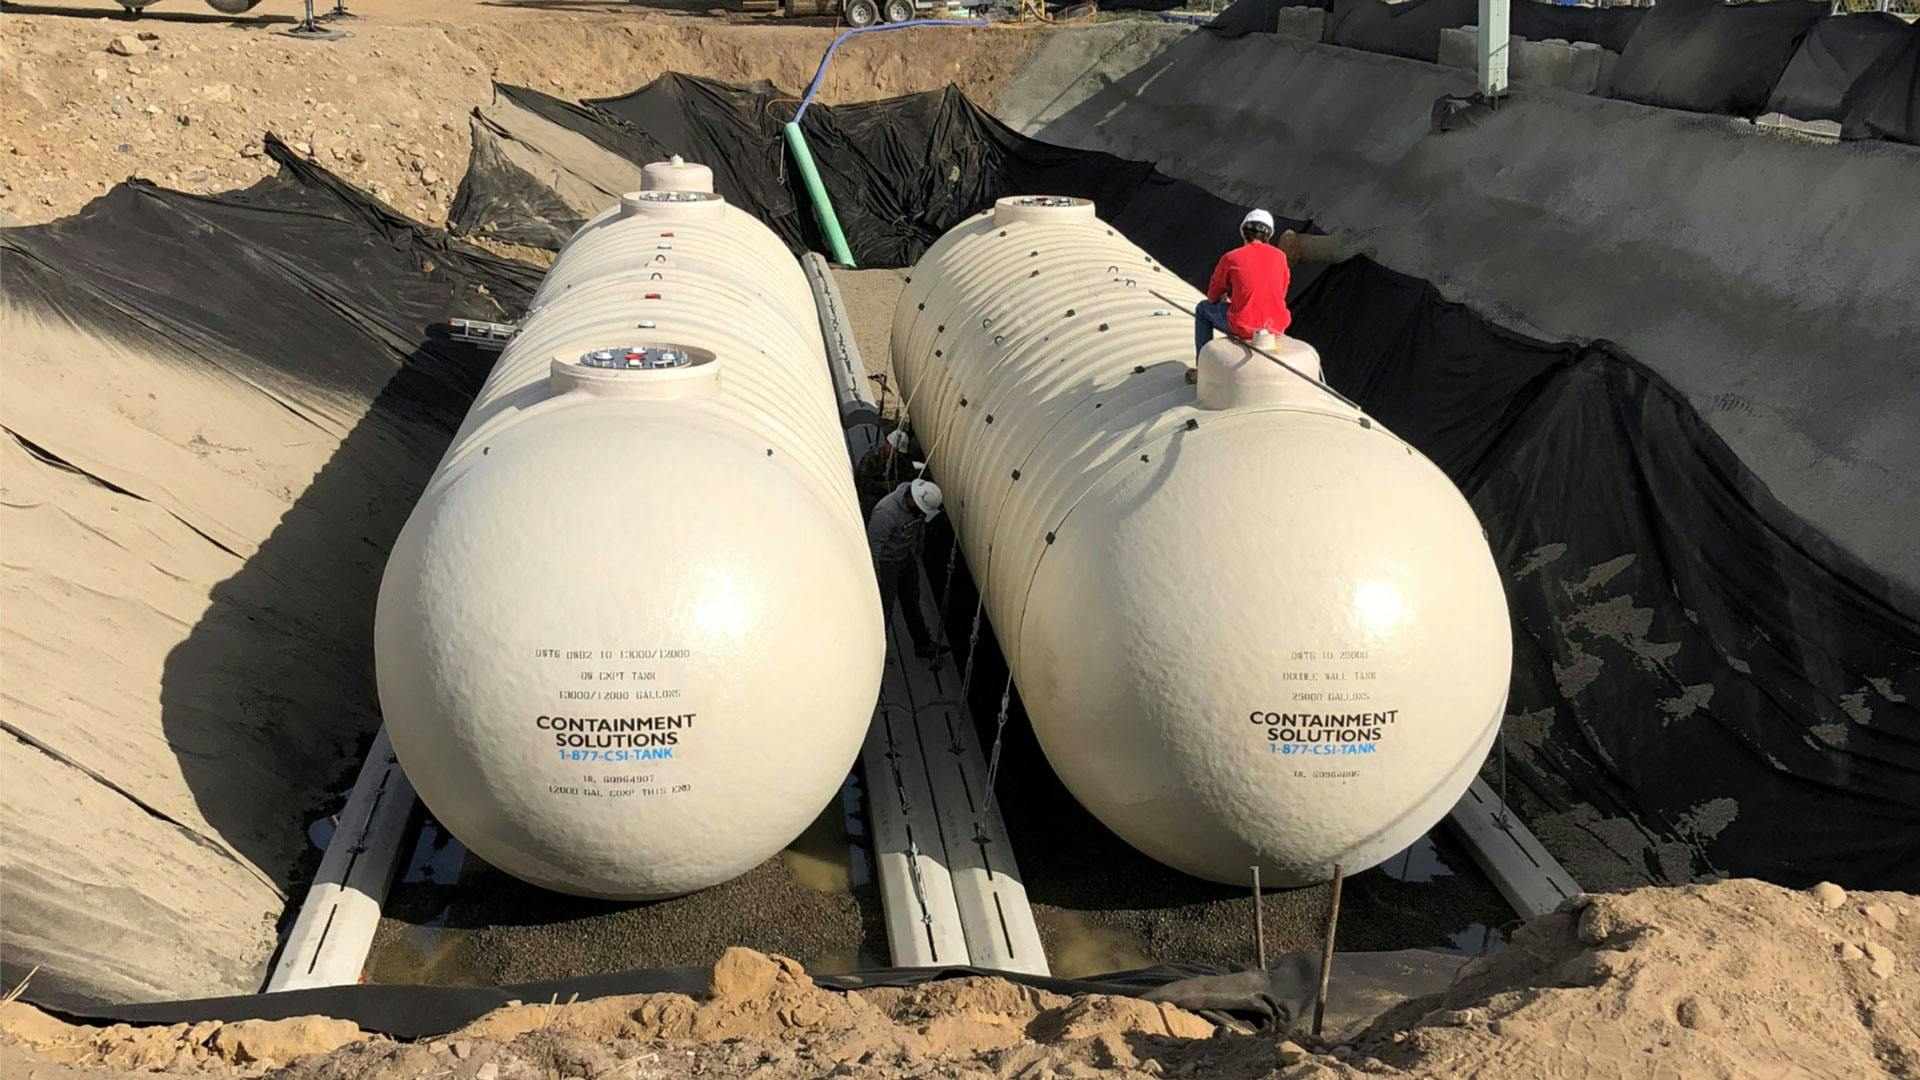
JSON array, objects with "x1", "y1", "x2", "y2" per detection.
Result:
[
  {"x1": 1242, "y1": 208, "x2": 1275, "y2": 233},
  {"x1": 886, "y1": 429, "x2": 909, "y2": 451},
  {"x1": 910, "y1": 478, "x2": 943, "y2": 519}
]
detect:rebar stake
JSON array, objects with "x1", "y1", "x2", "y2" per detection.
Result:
[
  {"x1": 1312, "y1": 863, "x2": 1345, "y2": 1038},
  {"x1": 1251, "y1": 865, "x2": 1267, "y2": 971}
]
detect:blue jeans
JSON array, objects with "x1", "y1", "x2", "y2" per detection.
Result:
[{"x1": 1195, "y1": 300, "x2": 1231, "y2": 356}]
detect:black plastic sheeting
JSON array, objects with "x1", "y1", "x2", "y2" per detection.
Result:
[
  {"x1": 47, "y1": 952, "x2": 1463, "y2": 1040},
  {"x1": 4, "y1": 136, "x2": 539, "y2": 431},
  {"x1": 1326, "y1": 0, "x2": 1473, "y2": 63},
  {"x1": 1608, "y1": 0, "x2": 1823, "y2": 117},
  {"x1": 452, "y1": 76, "x2": 1920, "y2": 888},
  {"x1": 1288, "y1": 260, "x2": 1920, "y2": 890},
  {"x1": 1841, "y1": 21, "x2": 1920, "y2": 145},
  {"x1": 454, "y1": 76, "x2": 1298, "y2": 283},
  {"x1": 1765, "y1": 13, "x2": 1912, "y2": 123}
]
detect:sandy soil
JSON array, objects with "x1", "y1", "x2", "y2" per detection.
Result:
[
  {"x1": 0, "y1": 0, "x2": 1049, "y2": 226},
  {"x1": 5, "y1": 880, "x2": 1915, "y2": 1078}
]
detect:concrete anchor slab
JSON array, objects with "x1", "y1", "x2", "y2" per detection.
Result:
[
  {"x1": 1446, "y1": 777, "x2": 1581, "y2": 918},
  {"x1": 264, "y1": 726, "x2": 416, "y2": 991}
]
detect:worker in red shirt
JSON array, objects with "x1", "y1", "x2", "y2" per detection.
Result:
[{"x1": 1195, "y1": 209, "x2": 1291, "y2": 356}]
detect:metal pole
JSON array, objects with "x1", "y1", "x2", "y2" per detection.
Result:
[
  {"x1": 1478, "y1": 0, "x2": 1510, "y2": 100},
  {"x1": 1311, "y1": 863, "x2": 1345, "y2": 1038},
  {"x1": 1251, "y1": 866, "x2": 1267, "y2": 971}
]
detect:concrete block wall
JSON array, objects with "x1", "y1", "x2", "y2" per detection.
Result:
[{"x1": 1436, "y1": 27, "x2": 1618, "y2": 95}]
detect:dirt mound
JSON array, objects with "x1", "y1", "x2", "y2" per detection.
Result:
[
  {"x1": 1355, "y1": 878, "x2": 1919, "y2": 1078},
  {"x1": 6, "y1": 884, "x2": 1914, "y2": 1077},
  {"x1": 1, "y1": 947, "x2": 1226, "y2": 1078}
]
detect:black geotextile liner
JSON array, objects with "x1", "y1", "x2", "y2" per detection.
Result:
[
  {"x1": 45, "y1": 952, "x2": 1463, "y2": 1038},
  {"x1": 3, "y1": 135, "x2": 541, "y2": 433},
  {"x1": 452, "y1": 76, "x2": 1296, "y2": 283},
  {"x1": 1287, "y1": 260, "x2": 1920, "y2": 890},
  {"x1": 1841, "y1": 22, "x2": 1920, "y2": 145},
  {"x1": 448, "y1": 109, "x2": 604, "y2": 252},
  {"x1": 1608, "y1": 0, "x2": 1824, "y2": 117},
  {"x1": 1326, "y1": 0, "x2": 1474, "y2": 64},
  {"x1": 1765, "y1": 13, "x2": 1912, "y2": 123}
]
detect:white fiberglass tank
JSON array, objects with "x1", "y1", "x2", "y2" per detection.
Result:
[
  {"x1": 891, "y1": 196, "x2": 1512, "y2": 886},
  {"x1": 374, "y1": 164, "x2": 882, "y2": 899}
]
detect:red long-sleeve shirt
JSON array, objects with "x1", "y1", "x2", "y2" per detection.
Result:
[{"x1": 1206, "y1": 241, "x2": 1292, "y2": 341}]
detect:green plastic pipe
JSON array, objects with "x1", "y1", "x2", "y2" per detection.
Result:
[{"x1": 782, "y1": 121, "x2": 856, "y2": 269}]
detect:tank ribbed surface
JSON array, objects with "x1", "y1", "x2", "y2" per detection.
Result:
[
  {"x1": 891, "y1": 197, "x2": 1513, "y2": 886},
  {"x1": 375, "y1": 182, "x2": 882, "y2": 900}
]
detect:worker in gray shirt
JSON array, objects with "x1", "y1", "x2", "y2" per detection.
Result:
[{"x1": 867, "y1": 477, "x2": 946, "y2": 660}]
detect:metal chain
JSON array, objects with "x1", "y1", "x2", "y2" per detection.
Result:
[
  {"x1": 955, "y1": 594, "x2": 986, "y2": 709},
  {"x1": 879, "y1": 705, "x2": 934, "y2": 926},
  {"x1": 981, "y1": 671, "x2": 1015, "y2": 799},
  {"x1": 933, "y1": 541, "x2": 960, "y2": 640},
  {"x1": 1496, "y1": 722, "x2": 1512, "y2": 831}
]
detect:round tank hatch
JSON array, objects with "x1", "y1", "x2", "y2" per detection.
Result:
[
  {"x1": 548, "y1": 342, "x2": 720, "y2": 398},
  {"x1": 1196, "y1": 332, "x2": 1340, "y2": 412},
  {"x1": 641, "y1": 155, "x2": 716, "y2": 194},
  {"x1": 993, "y1": 195, "x2": 1096, "y2": 226},
  {"x1": 620, "y1": 189, "x2": 726, "y2": 222}
]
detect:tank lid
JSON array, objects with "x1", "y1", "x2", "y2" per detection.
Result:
[
  {"x1": 549, "y1": 342, "x2": 721, "y2": 399},
  {"x1": 620, "y1": 189, "x2": 726, "y2": 221},
  {"x1": 1195, "y1": 333, "x2": 1343, "y2": 413},
  {"x1": 641, "y1": 156, "x2": 716, "y2": 194},
  {"x1": 993, "y1": 195, "x2": 1096, "y2": 226}
]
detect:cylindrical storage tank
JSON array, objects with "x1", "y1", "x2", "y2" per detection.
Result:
[
  {"x1": 375, "y1": 177, "x2": 883, "y2": 899},
  {"x1": 891, "y1": 197, "x2": 1512, "y2": 886}
]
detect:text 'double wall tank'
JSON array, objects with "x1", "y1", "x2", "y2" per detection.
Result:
[
  {"x1": 891, "y1": 196, "x2": 1512, "y2": 886},
  {"x1": 374, "y1": 165, "x2": 883, "y2": 899}
]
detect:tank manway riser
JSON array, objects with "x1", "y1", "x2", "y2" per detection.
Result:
[
  {"x1": 890, "y1": 196, "x2": 1514, "y2": 886},
  {"x1": 374, "y1": 168, "x2": 884, "y2": 899}
]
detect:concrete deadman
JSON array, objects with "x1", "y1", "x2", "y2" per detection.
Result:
[
  {"x1": 867, "y1": 476, "x2": 947, "y2": 660},
  {"x1": 1194, "y1": 208, "x2": 1292, "y2": 358}
]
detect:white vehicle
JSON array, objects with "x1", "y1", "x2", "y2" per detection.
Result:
[{"x1": 839, "y1": 0, "x2": 991, "y2": 27}]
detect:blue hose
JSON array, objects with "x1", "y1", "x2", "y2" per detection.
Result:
[{"x1": 792, "y1": 19, "x2": 990, "y2": 125}]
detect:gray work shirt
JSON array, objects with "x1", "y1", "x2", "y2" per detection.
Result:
[{"x1": 867, "y1": 482, "x2": 926, "y2": 564}]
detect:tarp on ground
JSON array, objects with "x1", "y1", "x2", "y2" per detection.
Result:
[
  {"x1": 1841, "y1": 21, "x2": 1920, "y2": 145},
  {"x1": 1326, "y1": 0, "x2": 1475, "y2": 63},
  {"x1": 1764, "y1": 13, "x2": 1912, "y2": 122},
  {"x1": 1608, "y1": 0, "x2": 1824, "y2": 117},
  {"x1": 458, "y1": 75, "x2": 1917, "y2": 890},
  {"x1": 452, "y1": 76, "x2": 1300, "y2": 284},
  {"x1": 1510, "y1": 0, "x2": 1647, "y2": 55}
]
